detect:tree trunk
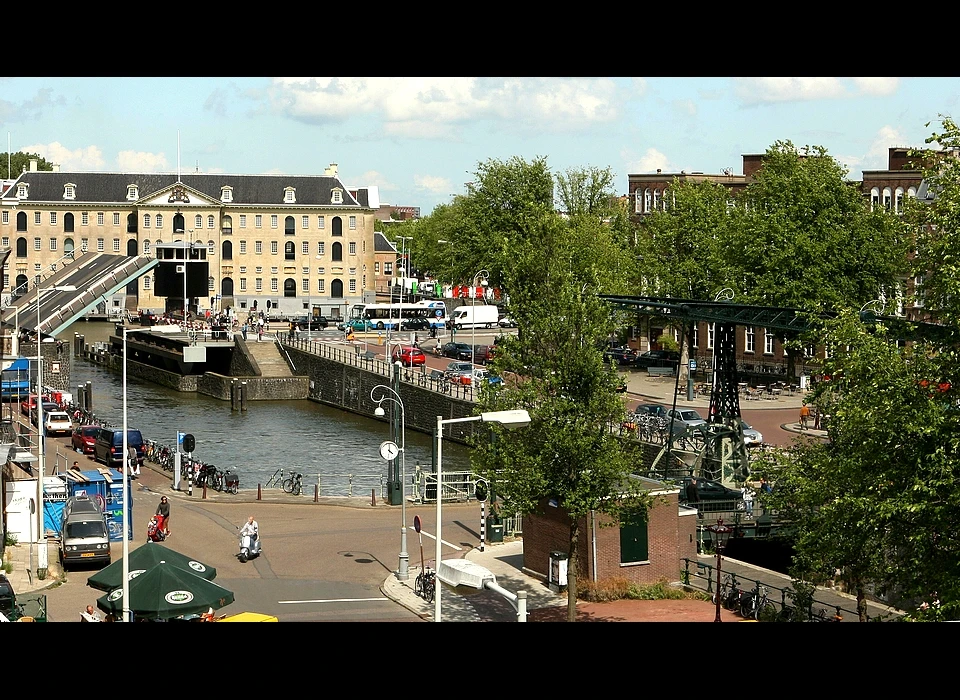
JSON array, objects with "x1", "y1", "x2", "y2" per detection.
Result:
[
  {"x1": 567, "y1": 520, "x2": 580, "y2": 622},
  {"x1": 856, "y1": 585, "x2": 868, "y2": 622}
]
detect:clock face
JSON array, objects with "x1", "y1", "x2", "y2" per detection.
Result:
[{"x1": 379, "y1": 441, "x2": 399, "y2": 461}]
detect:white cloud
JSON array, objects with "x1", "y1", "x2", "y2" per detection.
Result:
[
  {"x1": 413, "y1": 174, "x2": 453, "y2": 195},
  {"x1": 623, "y1": 147, "x2": 673, "y2": 174},
  {"x1": 117, "y1": 150, "x2": 169, "y2": 172},
  {"x1": 20, "y1": 141, "x2": 104, "y2": 170},
  {"x1": 734, "y1": 77, "x2": 900, "y2": 104},
  {"x1": 354, "y1": 170, "x2": 396, "y2": 191},
  {"x1": 267, "y1": 77, "x2": 621, "y2": 134}
]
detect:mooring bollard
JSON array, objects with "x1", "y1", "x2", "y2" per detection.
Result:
[
  {"x1": 258, "y1": 484, "x2": 262, "y2": 500},
  {"x1": 202, "y1": 483, "x2": 207, "y2": 500},
  {"x1": 314, "y1": 484, "x2": 319, "y2": 503},
  {"x1": 371, "y1": 489, "x2": 376, "y2": 506}
]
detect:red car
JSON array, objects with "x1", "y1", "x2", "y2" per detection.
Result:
[
  {"x1": 71, "y1": 425, "x2": 99, "y2": 454},
  {"x1": 391, "y1": 345, "x2": 426, "y2": 367}
]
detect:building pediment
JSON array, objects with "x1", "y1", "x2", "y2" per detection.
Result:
[{"x1": 139, "y1": 182, "x2": 221, "y2": 207}]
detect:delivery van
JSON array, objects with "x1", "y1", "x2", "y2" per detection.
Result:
[
  {"x1": 451, "y1": 304, "x2": 499, "y2": 329},
  {"x1": 59, "y1": 495, "x2": 111, "y2": 568}
]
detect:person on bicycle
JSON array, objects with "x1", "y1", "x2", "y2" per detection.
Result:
[{"x1": 239, "y1": 516, "x2": 259, "y2": 542}]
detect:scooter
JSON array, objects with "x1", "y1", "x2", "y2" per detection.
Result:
[{"x1": 237, "y1": 527, "x2": 262, "y2": 563}]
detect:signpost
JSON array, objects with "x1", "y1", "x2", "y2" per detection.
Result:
[{"x1": 413, "y1": 515, "x2": 424, "y2": 574}]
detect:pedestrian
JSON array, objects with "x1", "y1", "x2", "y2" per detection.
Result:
[
  {"x1": 799, "y1": 404, "x2": 810, "y2": 430},
  {"x1": 377, "y1": 331, "x2": 383, "y2": 345},
  {"x1": 685, "y1": 478, "x2": 700, "y2": 514},
  {"x1": 72, "y1": 460, "x2": 80, "y2": 471},
  {"x1": 742, "y1": 485, "x2": 755, "y2": 518},
  {"x1": 241, "y1": 323, "x2": 248, "y2": 341},
  {"x1": 414, "y1": 333, "x2": 420, "y2": 348},
  {"x1": 760, "y1": 477, "x2": 773, "y2": 494},
  {"x1": 128, "y1": 445, "x2": 140, "y2": 478},
  {"x1": 156, "y1": 496, "x2": 170, "y2": 537},
  {"x1": 81, "y1": 604, "x2": 103, "y2": 622}
]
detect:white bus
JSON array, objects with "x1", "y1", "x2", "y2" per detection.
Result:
[{"x1": 341, "y1": 300, "x2": 447, "y2": 331}]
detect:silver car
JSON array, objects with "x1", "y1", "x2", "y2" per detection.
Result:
[
  {"x1": 740, "y1": 419, "x2": 763, "y2": 446},
  {"x1": 666, "y1": 408, "x2": 706, "y2": 431}
]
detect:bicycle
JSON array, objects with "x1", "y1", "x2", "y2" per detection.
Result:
[
  {"x1": 740, "y1": 583, "x2": 777, "y2": 621},
  {"x1": 415, "y1": 568, "x2": 436, "y2": 604},
  {"x1": 282, "y1": 472, "x2": 303, "y2": 496}
]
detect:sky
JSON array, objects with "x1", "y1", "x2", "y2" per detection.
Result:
[{"x1": 2, "y1": 77, "x2": 959, "y2": 215}]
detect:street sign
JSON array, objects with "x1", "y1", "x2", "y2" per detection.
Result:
[
  {"x1": 689, "y1": 359, "x2": 697, "y2": 371},
  {"x1": 177, "y1": 431, "x2": 185, "y2": 453},
  {"x1": 413, "y1": 515, "x2": 422, "y2": 533}
]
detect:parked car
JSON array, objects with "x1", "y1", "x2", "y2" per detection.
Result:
[
  {"x1": 293, "y1": 316, "x2": 329, "y2": 331},
  {"x1": 444, "y1": 361, "x2": 474, "y2": 380},
  {"x1": 441, "y1": 342, "x2": 473, "y2": 361},
  {"x1": 635, "y1": 350, "x2": 681, "y2": 369},
  {"x1": 678, "y1": 477, "x2": 745, "y2": 511},
  {"x1": 337, "y1": 318, "x2": 373, "y2": 332},
  {"x1": 498, "y1": 315, "x2": 518, "y2": 328},
  {"x1": 71, "y1": 424, "x2": 100, "y2": 454},
  {"x1": 29, "y1": 401, "x2": 61, "y2": 426},
  {"x1": 740, "y1": 419, "x2": 763, "y2": 447},
  {"x1": 666, "y1": 408, "x2": 707, "y2": 435},
  {"x1": 400, "y1": 317, "x2": 432, "y2": 332},
  {"x1": 0, "y1": 573, "x2": 15, "y2": 620},
  {"x1": 43, "y1": 411, "x2": 73, "y2": 437},
  {"x1": 20, "y1": 394, "x2": 52, "y2": 417},
  {"x1": 472, "y1": 345, "x2": 494, "y2": 364},
  {"x1": 94, "y1": 428, "x2": 145, "y2": 468},
  {"x1": 457, "y1": 368, "x2": 503, "y2": 387},
  {"x1": 604, "y1": 346, "x2": 638, "y2": 366},
  {"x1": 634, "y1": 403, "x2": 669, "y2": 418},
  {"x1": 391, "y1": 345, "x2": 426, "y2": 367}
]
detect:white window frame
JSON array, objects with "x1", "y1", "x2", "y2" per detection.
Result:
[
  {"x1": 113, "y1": 239, "x2": 121, "y2": 252},
  {"x1": 318, "y1": 216, "x2": 325, "y2": 229},
  {"x1": 255, "y1": 215, "x2": 262, "y2": 229},
  {"x1": 271, "y1": 215, "x2": 278, "y2": 229},
  {"x1": 302, "y1": 215, "x2": 309, "y2": 229},
  {"x1": 240, "y1": 278, "x2": 247, "y2": 291},
  {"x1": 301, "y1": 241, "x2": 309, "y2": 255},
  {"x1": 97, "y1": 238, "x2": 105, "y2": 252},
  {"x1": 208, "y1": 215, "x2": 215, "y2": 229},
  {"x1": 255, "y1": 278, "x2": 262, "y2": 292},
  {"x1": 745, "y1": 326, "x2": 755, "y2": 353},
  {"x1": 81, "y1": 212, "x2": 89, "y2": 226},
  {"x1": 155, "y1": 214, "x2": 162, "y2": 228},
  {"x1": 349, "y1": 215, "x2": 356, "y2": 230},
  {"x1": 49, "y1": 238, "x2": 57, "y2": 251},
  {"x1": 318, "y1": 279, "x2": 325, "y2": 293},
  {"x1": 143, "y1": 214, "x2": 151, "y2": 229},
  {"x1": 33, "y1": 237, "x2": 41, "y2": 251},
  {"x1": 195, "y1": 214, "x2": 203, "y2": 228},
  {"x1": 317, "y1": 242, "x2": 325, "y2": 256},
  {"x1": 764, "y1": 330, "x2": 775, "y2": 355},
  {"x1": 240, "y1": 240, "x2": 247, "y2": 254},
  {"x1": 302, "y1": 279, "x2": 309, "y2": 293},
  {"x1": 255, "y1": 241, "x2": 263, "y2": 254},
  {"x1": 349, "y1": 242, "x2": 356, "y2": 255},
  {"x1": 239, "y1": 215, "x2": 247, "y2": 228},
  {"x1": 707, "y1": 323, "x2": 714, "y2": 350},
  {"x1": 50, "y1": 212, "x2": 57, "y2": 225},
  {"x1": 270, "y1": 241, "x2": 278, "y2": 254},
  {"x1": 99, "y1": 212, "x2": 105, "y2": 226},
  {"x1": 271, "y1": 278, "x2": 278, "y2": 292},
  {"x1": 349, "y1": 279, "x2": 357, "y2": 293}
]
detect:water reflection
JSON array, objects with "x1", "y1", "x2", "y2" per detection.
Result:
[{"x1": 63, "y1": 321, "x2": 473, "y2": 492}]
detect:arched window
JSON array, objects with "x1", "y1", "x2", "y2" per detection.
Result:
[
  {"x1": 208, "y1": 215, "x2": 215, "y2": 229},
  {"x1": 208, "y1": 240, "x2": 215, "y2": 256},
  {"x1": 156, "y1": 214, "x2": 163, "y2": 228},
  {"x1": 195, "y1": 215, "x2": 202, "y2": 229},
  {"x1": 222, "y1": 240, "x2": 233, "y2": 260},
  {"x1": 643, "y1": 189, "x2": 651, "y2": 213},
  {"x1": 332, "y1": 242, "x2": 343, "y2": 262},
  {"x1": 895, "y1": 187, "x2": 904, "y2": 213},
  {"x1": 332, "y1": 217, "x2": 343, "y2": 236},
  {"x1": 143, "y1": 240, "x2": 151, "y2": 255},
  {"x1": 882, "y1": 187, "x2": 892, "y2": 210},
  {"x1": 653, "y1": 189, "x2": 660, "y2": 210},
  {"x1": 331, "y1": 279, "x2": 344, "y2": 298},
  {"x1": 284, "y1": 278, "x2": 296, "y2": 297},
  {"x1": 16, "y1": 237, "x2": 27, "y2": 257},
  {"x1": 14, "y1": 274, "x2": 28, "y2": 297},
  {"x1": 64, "y1": 238, "x2": 75, "y2": 255},
  {"x1": 143, "y1": 214, "x2": 151, "y2": 229},
  {"x1": 285, "y1": 216, "x2": 295, "y2": 236},
  {"x1": 64, "y1": 213, "x2": 75, "y2": 233},
  {"x1": 128, "y1": 213, "x2": 138, "y2": 233},
  {"x1": 16, "y1": 212, "x2": 27, "y2": 232},
  {"x1": 127, "y1": 239, "x2": 138, "y2": 256},
  {"x1": 222, "y1": 215, "x2": 232, "y2": 235},
  {"x1": 870, "y1": 188, "x2": 880, "y2": 211},
  {"x1": 221, "y1": 277, "x2": 234, "y2": 297},
  {"x1": 284, "y1": 241, "x2": 295, "y2": 260}
]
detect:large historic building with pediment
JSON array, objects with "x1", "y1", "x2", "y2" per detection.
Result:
[{"x1": 0, "y1": 160, "x2": 379, "y2": 320}]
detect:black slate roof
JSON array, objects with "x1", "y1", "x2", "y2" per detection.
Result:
[
  {"x1": 374, "y1": 232, "x2": 397, "y2": 252},
  {"x1": 4, "y1": 172, "x2": 372, "y2": 208}
]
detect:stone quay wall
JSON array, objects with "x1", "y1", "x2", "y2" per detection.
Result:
[{"x1": 196, "y1": 372, "x2": 308, "y2": 401}]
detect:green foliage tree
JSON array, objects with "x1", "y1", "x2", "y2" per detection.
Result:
[
  {"x1": 0, "y1": 151, "x2": 54, "y2": 179},
  {"x1": 474, "y1": 205, "x2": 649, "y2": 622}
]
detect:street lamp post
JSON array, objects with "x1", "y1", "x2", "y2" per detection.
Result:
[
  {"x1": 34, "y1": 282, "x2": 77, "y2": 574},
  {"x1": 434, "y1": 409, "x2": 531, "y2": 622},
  {"x1": 471, "y1": 269, "x2": 489, "y2": 372},
  {"x1": 121, "y1": 327, "x2": 134, "y2": 622},
  {"x1": 371, "y1": 382, "x2": 409, "y2": 580},
  {"x1": 706, "y1": 518, "x2": 733, "y2": 622}
]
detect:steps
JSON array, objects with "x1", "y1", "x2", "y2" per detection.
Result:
[{"x1": 242, "y1": 337, "x2": 293, "y2": 377}]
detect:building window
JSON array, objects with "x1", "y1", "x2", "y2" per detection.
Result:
[
  {"x1": 240, "y1": 278, "x2": 247, "y2": 291},
  {"x1": 81, "y1": 212, "x2": 88, "y2": 226},
  {"x1": 33, "y1": 237, "x2": 41, "y2": 251},
  {"x1": 81, "y1": 238, "x2": 88, "y2": 251},
  {"x1": 208, "y1": 276, "x2": 215, "y2": 291},
  {"x1": 302, "y1": 215, "x2": 309, "y2": 229},
  {"x1": 240, "y1": 215, "x2": 247, "y2": 228},
  {"x1": 97, "y1": 238, "x2": 105, "y2": 252},
  {"x1": 143, "y1": 240, "x2": 151, "y2": 255},
  {"x1": 634, "y1": 190, "x2": 642, "y2": 213},
  {"x1": 652, "y1": 190, "x2": 660, "y2": 211},
  {"x1": 318, "y1": 216, "x2": 325, "y2": 229},
  {"x1": 764, "y1": 330, "x2": 775, "y2": 354},
  {"x1": 271, "y1": 215, "x2": 278, "y2": 229},
  {"x1": 1, "y1": 211, "x2": 6, "y2": 224},
  {"x1": 195, "y1": 215, "x2": 203, "y2": 229},
  {"x1": 318, "y1": 279, "x2": 325, "y2": 293},
  {"x1": 255, "y1": 215, "x2": 262, "y2": 228},
  {"x1": 349, "y1": 279, "x2": 356, "y2": 293},
  {"x1": 143, "y1": 275, "x2": 151, "y2": 289},
  {"x1": 113, "y1": 239, "x2": 121, "y2": 252},
  {"x1": 692, "y1": 325, "x2": 698, "y2": 348},
  {"x1": 349, "y1": 267, "x2": 357, "y2": 276},
  {"x1": 332, "y1": 217, "x2": 343, "y2": 236},
  {"x1": 883, "y1": 187, "x2": 892, "y2": 210},
  {"x1": 240, "y1": 240, "x2": 247, "y2": 254},
  {"x1": 317, "y1": 242, "x2": 325, "y2": 256},
  {"x1": 256, "y1": 266, "x2": 263, "y2": 274},
  {"x1": 127, "y1": 185, "x2": 138, "y2": 200},
  {"x1": 156, "y1": 214, "x2": 162, "y2": 229},
  {"x1": 222, "y1": 215, "x2": 232, "y2": 235},
  {"x1": 332, "y1": 189, "x2": 342, "y2": 204},
  {"x1": 221, "y1": 186, "x2": 233, "y2": 203},
  {"x1": 208, "y1": 240, "x2": 215, "y2": 256},
  {"x1": 384, "y1": 262, "x2": 393, "y2": 275},
  {"x1": 745, "y1": 326, "x2": 755, "y2": 353},
  {"x1": 255, "y1": 278, "x2": 262, "y2": 292},
  {"x1": 113, "y1": 212, "x2": 120, "y2": 226},
  {"x1": 348, "y1": 242, "x2": 356, "y2": 255},
  {"x1": 143, "y1": 214, "x2": 151, "y2": 228},
  {"x1": 255, "y1": 241, "x2": 262, "y2": 254},
  {"x1": 349, "y1": 215, "x2": 356, "y2": 230},
  {"x1": 301, "y1": 241, "x2": 309, "y2": 255},
  {"x1": 1, "y1": 237, "x2": 6, "y2": 247},
  {"x1": 50, "y1": 212, "x2": 57, "y2": 225},
  {"x1": 643, "y1": 189, "x2": 651, "y2": 213},
  {"x1": 208, "y1": 215, "x2": 215, "y2": 229},
  {"x1": 895, "y1": 187, "x2": 904, "y2": 214},
  {"x1": 97, "y1": 212, "x2": 105, "y2": 226},
  {"x1": 285, "y1": 241, "x2": 295, "y2": 260},
  {"x1": 332, "y1": 242, "x2": 342, "y2": 262},
  {"x1": 707, "y1": 323, "x2": 715, "y2": 350},
  {"x1": 302, "y1": 279, "x2": 309, "y2": 293},
  {"x1": 374, "y1": 262, "x2": 380, "y2": 274},
  {"x1": 271, "y1": 278, "x2": 278, "y2": 292},
  {"x1": 49, "y1": 238, "x2": 57, "y2": 251},
  {"x1": 270, "y1": 241, "x2": 278, "y2": 254},
  {"x1": 17, "y1": 184, "x2": 28, "y2": 198},
  {"x1": 63, "y1": 184, "x2": 75, "y2": 200},
  {"x1": 284, "y1": 188, "x2": 296, "y2": 203},
  {"x1": 35, "y1": 212, "x2": 41, "y2": 225},
  {"x1": 317, "y1": 267, "x2": 325, "y2": 275}
]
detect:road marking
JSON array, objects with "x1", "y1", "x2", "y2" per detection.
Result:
[
  {"x1": 415, "y1": 531, "x2": 462, "y2": 551},
  {"x1": 278, "y1": 597, "x2": 388, "y2": 604}
]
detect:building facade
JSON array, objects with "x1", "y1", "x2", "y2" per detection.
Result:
[{"x1": 0, "y1": 161, "x2": 379, "y2": 320}]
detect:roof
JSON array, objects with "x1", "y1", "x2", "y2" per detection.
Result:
[
  {"x1": 2, "y1": 171, "x2": 376, "y2": 209},
  {"x1": 374, "y1": 231, "x2": 398, "y2": 253}
]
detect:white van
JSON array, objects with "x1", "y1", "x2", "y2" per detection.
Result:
[
  {"x1": 451, "y1": 304, "x2": 499, "y2": 329},
  {"x1": 59, "y1": 495, "x2": 111, "y2": 569}
]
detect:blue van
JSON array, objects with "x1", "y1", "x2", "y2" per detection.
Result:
[{"x1": 93, "y1": 428, "x2": 145, "y2": 468}]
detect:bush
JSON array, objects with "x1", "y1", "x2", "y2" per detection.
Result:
[
  {"x1": 578, "y1": 576, "x2": 708, "y2": 602},
  {"x1": 4, "y1": 532, "x2": 17, "y2": 547}
]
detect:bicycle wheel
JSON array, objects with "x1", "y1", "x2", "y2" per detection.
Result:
[
  {"x1": 414, "y1": 573, "x2": 424, "y2": 598},
  {"x1": 739, "y1": 593, "x2": 756, "y2": 619},
  {"x1": 757, "y1": 601, "x2": 778, "y2": 622},
  {"x1": 292, "y1": 479, "x2": 302, "y2": 496},
  {"x1": 282, "y1": 478, "x2": 294, "y2": 494},
  {"x1": 424, "y1": 578, "x2": 435, "y2": 604},
  {"x1": 212, "y1": 471, "x2": 224, "y2": 491}
]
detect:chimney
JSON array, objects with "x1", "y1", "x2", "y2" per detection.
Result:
[
  {"x1": 53, "y1": 164, "x2": 60, "y2": 172},
  {"x1": 325, "y1": 162, "x2": 338, "y2": 177},
  {"x1": 29, "y1": 159, "x2": 38, "y2": 172}
]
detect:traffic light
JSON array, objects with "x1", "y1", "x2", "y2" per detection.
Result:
[
  {"x1": 475, "y1": 480, "x2": 488, "y2": 502},
  {"x1": 183, "y1": 433, "x2": 196, "y2": 453}
]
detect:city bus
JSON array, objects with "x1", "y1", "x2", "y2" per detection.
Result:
[{"x1": 340, "y1": 300, "x2": 448, "y2": 331}]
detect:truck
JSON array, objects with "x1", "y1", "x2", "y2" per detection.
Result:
[{"x1": 450, "y1": 304, "x2": 499, "y2": 329}]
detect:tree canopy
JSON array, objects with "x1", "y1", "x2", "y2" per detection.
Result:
[{"x1": 0, "y1": 151, "x2": 54, "y2": 179}]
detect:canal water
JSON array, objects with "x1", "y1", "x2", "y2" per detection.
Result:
[{"x1": 62, "y1": 320, "x2": 473, "y2": 495}]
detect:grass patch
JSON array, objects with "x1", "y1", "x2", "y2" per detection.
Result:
[{"x1": 578, "y1": 576, "x2": 709, "y2": 602}]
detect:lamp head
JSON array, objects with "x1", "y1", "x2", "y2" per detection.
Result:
[{"x1": 374, "y1": 406, "x2": 385, "y2": 417}]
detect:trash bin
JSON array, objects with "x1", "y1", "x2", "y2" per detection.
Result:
[
  {"x1": 549, "y1": 550, "x2": 568, "y2": 593},
  {"x1": 487, "y1": 523, "x2": 504, "y2": 543},
  {"x1": 387, "y1": 479, "x2": 402, "y2": 506}
]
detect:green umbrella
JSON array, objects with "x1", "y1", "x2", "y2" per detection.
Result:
[
  {"x1": 87, "y1": 542, "x2": 217, "y2": 592},
  {"x1": 96, "y1": 561, "x2": 234, "y2": 620}
]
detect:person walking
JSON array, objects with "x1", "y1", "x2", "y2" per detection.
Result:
[
  {"x1": 742, "y1": 485, "x2": 755, "y2": 518},
  {"x1": 799, "y1": 404, "x2": 810, "y2": 430},
  {"x1": 241, "y1": 323, "x2": 248, "y2": 341},
  {"x1": 685, "y1": 477, "x2": 701, "y2": 516},
  {"x1": 128, "y1": 445, "x2": 140, "y2": 479},
  {"x1": 155, "y1": 496, "x2": 171, "y2": 537}
]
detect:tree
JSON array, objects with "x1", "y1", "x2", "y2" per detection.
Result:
[
  {"x1": 474, "y1": 209, "x2": 649, "y2": 622},
  {"x1": 0, "y1": 151, "x2": 54, "y2": 179},
  {"x1": 757, "y1": 309, "x2": 960, "y2": 620}
]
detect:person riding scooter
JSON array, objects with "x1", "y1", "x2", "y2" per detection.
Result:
[{"x1": 237, "y1": 516, "x2": 261, "y2": 562}]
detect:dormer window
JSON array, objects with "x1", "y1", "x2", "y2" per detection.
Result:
[
  {"x1": 331, "y1": 188, "x2": 343, "y2": 205},
  {"x1": 221, "y1": 186, "x2": 233, "y2": 203},
  {"x1": 16, "y1": 183, "x2": 28, "y2": 199},
  {"x1": 127, "y1": 185, "x2": 139, "y2": 201},
  {"x1": 284, "y1": 187, "x2": 296, "y2": 204},
  {"x1": 63, "y1": 183, "x2": 76, "y2": 200}
]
